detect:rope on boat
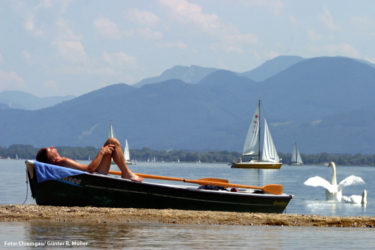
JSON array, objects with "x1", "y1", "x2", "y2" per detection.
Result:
[{"x1": 22, "y1": 169, "x2": 29, "y2": 205}]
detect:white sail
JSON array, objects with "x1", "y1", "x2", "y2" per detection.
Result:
[
  {"x1": 261, "y1": 119, "x2": 280, "y2": 162},
  {"x1": 297, "y1": 149, "x2": 303, "y2": 164},
  {"x1": 107, "y1": 122, "x2": 115, "y2": 138},
  {"x1": 124, "y1": 139, "x2": 130, "y2": 161},
  {"x1": 107, "y1": 122, "x2": 116, "y2": 164},
  {"x1": 242, "y1": 103, "x2": 260, "y2": 158},
  {"x1": 291, "y1": 143, "x2": 303, "y2": 164},
  {"x1": 291, "y1": 144, "x2": 297, "y2": 163}
]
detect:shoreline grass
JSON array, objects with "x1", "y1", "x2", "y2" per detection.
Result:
[{"x1": 1, "y1": 205, "x2": 374, "y2": 228}]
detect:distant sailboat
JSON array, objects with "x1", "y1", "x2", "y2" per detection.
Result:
[
  {"x1": 124, "y1": 139, "x2": 134, "y2": 165},
  {"x1": 107, "y1": 122, "x2": 116, "y2": 164},
  {"x1": 107, "y1": 122, "x2": 115, "y2": 139},
  {"x1": 231, "y1": 100, "x2": 282, "y2": 169},
  {"x1": 290, "y1": 143, "x2": 303, "y2": 165}
]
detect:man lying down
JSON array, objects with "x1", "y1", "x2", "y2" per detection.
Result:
[{"x1": 36, "y1": 138, "x2": 143, "y2": 182}]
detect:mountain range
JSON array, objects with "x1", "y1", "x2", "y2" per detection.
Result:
[
  {"x1": 1, "y1": 56, "x2": 375, "y2": 154},
  {"x1": 0, "y1": 91, "x2": 74, "y2": 110},
  {"x1": 134, "y1": 65, "x2": 219, "y2": 87}
]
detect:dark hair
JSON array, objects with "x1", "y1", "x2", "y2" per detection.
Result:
[{"x1": 36, "y1": 148, "x2": 49, "y2": 163}]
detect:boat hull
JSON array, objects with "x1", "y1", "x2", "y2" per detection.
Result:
[
  {"x1": 26, "y1": 162, "x2": 292, "y2": 213},
  {"x1": 231, "y1": 162, "x2": 282, "y2": 169}
]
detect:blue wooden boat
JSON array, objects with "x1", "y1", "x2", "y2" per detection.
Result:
[{"x1": 25, "y1": 160, "x2": 293, "y2": 213}]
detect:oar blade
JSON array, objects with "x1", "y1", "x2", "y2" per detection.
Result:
[{"x1": 262, "y1": 184, "x2": 283, "y2": 195}]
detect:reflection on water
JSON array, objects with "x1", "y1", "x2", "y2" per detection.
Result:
[
  {"x1": 305, "y1": 200, "x2": 367, "y2": 216},
  {"x1": 26, "y1": 221, "x2": 133, "y2": 248},
  {"x1": 1, "y1": 221, "x2": 375, "y2": 249},
  {"x1": 23, "y1": 221, "x2": 283, "y2": 249}
]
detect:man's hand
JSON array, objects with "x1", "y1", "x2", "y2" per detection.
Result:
[{"x1": 100, "y1": 144, "x2": 115, "y2": 156}]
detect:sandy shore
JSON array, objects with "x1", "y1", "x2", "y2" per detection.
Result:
[{"x1": 1, "y1": 205, "x2": 374, "y2": 228}]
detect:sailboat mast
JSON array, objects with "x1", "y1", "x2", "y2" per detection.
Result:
[{"x1": 258, "y1": 100, "x2": 261, "y2": 161}]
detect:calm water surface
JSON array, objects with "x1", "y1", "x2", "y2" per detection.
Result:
[
  {"x1": 1, "y1": 159, "x2": 374, "y2": 248},
  {"x1": 1, "y1": 221, "x2": 374, "y2": 249}
]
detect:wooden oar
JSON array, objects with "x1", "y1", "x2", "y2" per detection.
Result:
[
  {"x1": 108, "y1": 171, "x2": 283, "y2": 195},
  {"x1": 199, "y1": 178, "x2": 228, "y2": 183},
  {"x1": 183, "y1": 179, "x2": 283, "y2": 195}
]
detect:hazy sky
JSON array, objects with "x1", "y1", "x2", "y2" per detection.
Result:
[{"x1": 1, "y1": 0, "x2": 375, "y2": 97}]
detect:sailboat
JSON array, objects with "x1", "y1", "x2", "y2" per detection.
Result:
[
  {"x1": 290, "y1": 143, "x2": 303, "y2": 165},
  {"x1": 231, "y1": 101, "x2": 282, "y2": 169},
  {"x1": 107, "y1": 122, "x2": 115, "y2": 139},
  {"x1": 124, "y1": 139, "x2": 134, "y2": 165},
  {"x1": 107, "y1": 122, "x2": 116, "y2": 164}
]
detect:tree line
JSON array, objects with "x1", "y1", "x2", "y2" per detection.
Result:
[{"x1": 1, "y1": 144, "x2": 375, "y2": 166}]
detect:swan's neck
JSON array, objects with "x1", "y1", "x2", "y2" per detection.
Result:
[
  {"x1": 331, "y1": 164, "x2": 337, "y2": 185},
  {"x1": 362, "y1": 190, "x2": 367, "y2": 205}
]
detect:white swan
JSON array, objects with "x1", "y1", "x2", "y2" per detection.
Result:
[
  {"x1": 304, "y1": 161, "x2": 365, "y2": 201},
  {"x1": 341, "y1": 190, "x2": 367, "y2": 206}
]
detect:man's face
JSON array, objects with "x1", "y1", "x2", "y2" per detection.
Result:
[{"x1": 46, "y1": 146, "x2": 60, "y2": 162}]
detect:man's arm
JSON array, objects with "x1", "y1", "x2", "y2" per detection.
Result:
[
  {"x1": 54, "y1": 157, "x2": 89, "y2": 171},
  {"x1": 54, "y1": 144, "x2": 115, "y2": 172}
]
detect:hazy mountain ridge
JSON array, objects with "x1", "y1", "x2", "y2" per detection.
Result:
[
  {"x1": 1, "y1": 56, "x2": 375, "y2": 154},
  {"x1": 135, "y1": 56, "x2": 303, "y2": 87},
  {"x1": 240, "y1": 55, "x2": 304, "y2": 81},
  {"x1": 258, "y1": 56, "x2": 375, "y2": 121},
  {"x1": 0, "y1": 56, "x2": 305, "y2": 110},
  {"x1": 135, "y1": 65, "x2": 219, "y2": 87},
  {"x1": 0, "y1": 91, "x2": 74, "y2": 110}
]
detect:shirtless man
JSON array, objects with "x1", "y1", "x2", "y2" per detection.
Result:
[{"x1": 36, "y1": 137, "x2": 143, "y2": 182}]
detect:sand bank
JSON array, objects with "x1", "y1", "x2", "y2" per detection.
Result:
[{"x1": 0, "y1": 205, "x2": 374, "y2": 227}]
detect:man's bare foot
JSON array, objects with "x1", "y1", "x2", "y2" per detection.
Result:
[{"x1": 122, "y1": 172, "x2": 143, "y2": 182}]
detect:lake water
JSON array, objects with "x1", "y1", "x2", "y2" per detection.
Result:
[{"x1": 1, "y1": 159, "x2": 375, "y2": 249}]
